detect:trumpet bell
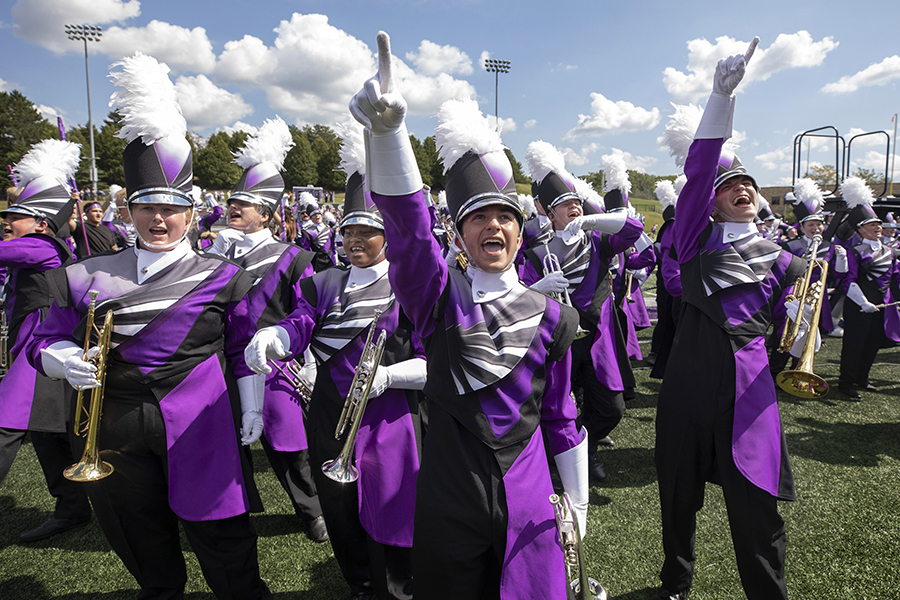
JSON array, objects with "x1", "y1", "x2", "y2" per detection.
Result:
[
  {"x1": 776, "y1": 370, "x2": 829, "y2": 399},
  {"x1": 571, "y1": 578, "x2": 608, "y2": 600},
  {"x1": 321, "y1": 458, "x2": 359, "y2": 483},
  {"x1": 64, "y1": 459, "x2": 114, "y2": 482}
]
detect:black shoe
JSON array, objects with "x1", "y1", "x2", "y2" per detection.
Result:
[
  {"x1": 597, "y1": 436, "x2": 615, "y2": 447},
  {"x1": 839, "y1": 385, "x2": 861, "y2": 399},
  {"x1": 657, "y1": 588, "x2": 689, "y2": 600},
  {"x1": 308, "y1": 515, "x2": 329, "y2": 543},
  {"x1": 589, "y1": 451, "x2": 607, "y2": 483},
  {"x1": 646, "y1": 352, "x2": 657, "y2": 367},
  {"x1": 19, "y1": 515, "x2": 92, "y2": 543}
]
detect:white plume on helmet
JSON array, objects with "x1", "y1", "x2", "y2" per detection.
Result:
[
  {"x1": 435, "y1": 97, "x2": 505, "y2": 173},
  {"x1": 661, "y1": 103, "x2": 738, "y2": 168},
  {"x1": 233, "y1": 116, "x2": 293, "y2": 171},
  {"x1": 336, "y1": 120, "x2": 366, "y2": 176},
  {"x1": 840, "y1": 176, "x2": 874, "y2": 209},
  {"x1": 13, "y1": 139, "x2": 80, "y2": 190},
  {"x1": 525, "y1": 140, "x2": 567, "y2": 183},
  {"x1": 654, "y1": 179, "x2": 678, "y2": 208},
  {"x1": 601, "y1": 152, "x2": 632, "y2": 195},
  {"x1": 108, "y1": 52, "x2": 186, "y2": 146}
]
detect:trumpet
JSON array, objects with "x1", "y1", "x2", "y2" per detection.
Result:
[
  {"x1": 542, "y1": 243, "x2": 589, "y2": 340},
  {"x1": 65, "y1": 290, "x2": 115, "y2": 481},
  {"x1": 549, "y1": 493, "x2": 607, "y2": 600},
  {"x1": 775, "y1": 235, "x2": 829, "y2": 398},
  {"x1": 0, "y1": 302, "x2": 9, "y2": 379},
  {"x1": 624, "y1": 270, "x2": 635, "y2": 303},
  {"x1": 322, "y1": 310, "x2": 387, "y2": 483},
  {"x1": 269, "y1": 359, "x2": 313, "y2": 405}
]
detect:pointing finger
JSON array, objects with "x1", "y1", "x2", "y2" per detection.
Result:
[
  {"x1": 376, "y1": 31, "x2": 392, "y2": 94},
  {"x1": 744, "y1": 36, "x2": 760, "y2": 65}
]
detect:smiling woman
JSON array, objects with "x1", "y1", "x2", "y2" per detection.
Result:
[{"x1": 130, "y1": 203, "x2": 191, "y2": 250}]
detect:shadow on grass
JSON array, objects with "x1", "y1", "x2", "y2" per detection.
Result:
[
  {"x1": 596, "y1": 447, "x2": 657, "y2": 489},
  {"x1": 0, "y1": 496, "x2": 111, "y2": 553},
  {"x1": 0, "y1": 575, "x2": 141, "y2": 600},
  {"x1": 611, "y1": 585, "x2": 661, "y2": 600},
  {"x1": 787, "y1": 418, "x2": 900, "y2": 466}
]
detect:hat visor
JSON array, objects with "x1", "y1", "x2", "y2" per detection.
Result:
[
  {"x1": 340, "y1": 212, "x2": 384, "y2": 232},
  {"x1": 456, "y1": 193, "x2": 524, "y2": 229},
  {"x1": 714, "y1": 170, "x2": 758, "y2": 191},
  {"x1": 128, "y1": 188, "x2": 193, "y2": 207},
  {"x1": 228, "y1": 191, "x2": 272, "y2": 208},
  {"x1": 0, "y1": 205, "x2": 45, "y2": 221}
]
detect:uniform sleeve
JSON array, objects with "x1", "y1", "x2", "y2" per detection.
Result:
[
  {"x1": 625, "y1": 244, "x2": 657, "y2": 270},
  {"x1": 605, "y1": 216, "x2": 644, "y2": 256},
  {"x1": 540, "y1": 349, "x2": 584, "y2": 455},
  {"x1": 276, "y1": 291, "x2": 319, "y2": 361},
  {"x1": 842, "y1": 248, "x2": 861, "y2": 293},
  {"x1": 0, "y1": 236, "x2": 64, "y2": 271},
  {"x1": 372, "y1": 190, "x2": 447, "y2": 339},
  {"x1": 674, "y1": 138, "x2": 722, "y2": 264},
  {"x1": 25, "y1": 301, "x2": 83, "y2": 376}
]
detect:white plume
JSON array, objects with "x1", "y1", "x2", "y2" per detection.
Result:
[
  {"x1": 437, "y1": 189, "x2": 447, "y2": 210},
  {"x1": 757, "y1": 197, "x2": 770, "y2": 213},
  {"x1": 572, "y1": 176, "x2": 604, "y2": 210},
  {"x1": 108, "y1": 52, "x2": 186, "y2": 145},
  {"x1": 13, "y1": 139, "x2": 81, "y2": 187},
  {"x1": 793, "y1": 178, "x2": 823, "y2": 207},
  {"x1": 526, "y1": 140, "x2": 568, "y2": 183},
  {"x1": 673, "y1": 174, "x2": 687, "y2": 196},
  {"x1": 234, "y1": 116, "x2": 293, "y2": 171},
  {"x1": 841, "y1": 176, "x2": 875, "y2": 208},
  {"x1": 336, "y1": 120, "x2": 366, "y2": 176},
  {"x1": 518, "y1": 194, "x2": 536, "y2": 218},
  {"x1": 654, "y1": 179, "x2": 678, "y2": 208},
  {"x1": 435, "y1": 97, "x2": 504, "y2": 173},
  {"x1": 601, "y1": 153, "x2": 631, "y2": 195},
  {"x1": 661, "y1": 102, "x2": 738, "y2": 168},
  {"x1": 298, "y1": 191, "x2": 317, "y2": 206}
]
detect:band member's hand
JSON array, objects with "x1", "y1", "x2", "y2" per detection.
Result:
[
  {"x1": 245, "y1": 326, "x2": 291, "y2": 374},
  {"x1": 530, "y1": 271, "x2": 569, "y2": 295},
  {"x1": 861, "y1": 301, "x2": 879, "y2": 313},
  {"x1": 713, "y1": 36, "x2": 759, "y2": 97},
  {"x1": 349, "y1": 31, "x2": 407, "y2": 136},
  {"x1": 238, "y1": 374, "x2": 264, "y2": 445},
  {"x1": 64, "y1": 347, "x2": 101, "y2": 390},
  {"x1": 562, "y1": 216, "x2": 587, "y2": 240}
]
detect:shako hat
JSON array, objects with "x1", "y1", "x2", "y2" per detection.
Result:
[
  {"x1": 109, "y1": 52, "x2": 193, "y2": 208},
  {"x1": 842, "y1": 176, "x2": 880, "y2": 229},
  {"x1": 790, "y1": 178, "x2": 825, "y2": 223},
  {"x1": 436, "y1": 98, "x2": 521, "y2": 230},
  {"x1": 337, "y1": 122, "x2": 381, "y2": 231},
  {"x1": 229, "y1": 117, "x2": 293, "y2": 212},
  {"x1": 601, "y1": 152, "x2": 631, "y2": 212},
  {"x1": 654, "y1": 179, "x2": 678, "y2": 222},
  {"x1": 5, "y1": 139, "x2": 79, "y2": 233}
]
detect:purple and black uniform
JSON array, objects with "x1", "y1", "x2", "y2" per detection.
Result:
[
  {"x1": 650, "y1": 218, "x2": 682, "y2": 379},
  {"x1": 275, "y1": 261, "x2": 424, "y2": 599},
  {"x1": 300, "y1": 221, "x2": 337, "y2": 272},
  {"x1": 611, "y1": 245, "x2": 657, "y2": 361},
  {"x1": 0, "y1": 234, "x2": 91, "y2": 523},
  {"x1": 839, "y1": 239, "x2": 900, "y2": 389},
  {"x1": 26, "y1": 242, "x2": 270, "y2": 599},
  {"x1": 373, "y1": 189, "x2": 582, "y2": 600},
  {"x1": 656, "y1": 137, "x2": 805, "y2": 600}
]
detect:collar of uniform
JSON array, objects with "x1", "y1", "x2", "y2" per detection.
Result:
[
  {"x1": 467, "y1": 262, "x2": 521, "y2": 304},
  {"x1": 720, "y1": 221, "x2": 759, "y2": 244},
  {"x1": 134, "y1": 239, "x2": 192, "y2": 284},
  {"x1": 538, "y1": 214, "x2": 550, "y2": 227},
  {"x1": 232, "y1": 228, "x2": 272, "y2": 258},
  {"x1": 863, "y1": 237, "x2": 882, "y2": 251},
  {"x1": 345, "y1": 259, "x2": 389, "y2": 292}
]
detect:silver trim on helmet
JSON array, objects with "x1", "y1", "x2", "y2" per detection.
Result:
[
  {"x1": 456, "y1": 193, "x2": 524, "y2": 228},
  {"x1": 339, "y1": 211, "x2": 384, "y2": 233},
  {"x1": 548, "y1": 191, "x2": 581, "y2": 209},
  {"x1": 127, "y1": 187, "x2": 193, "y2": 207}
]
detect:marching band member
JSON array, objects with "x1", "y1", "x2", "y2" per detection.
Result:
[
  {"x1": 246, "y1": 119, "x2": 426, "y2": 600},
  {"x1": 522, "y1": 143, "x2": 644, "y2": 480},
  {"x1": 205, "y1": 117, "x2": 327, "y2": 543},
  {"x1": 837, "y1": 177, "x2": 900, "y2": 398},
  {"x1": 26, "y1": 53, "x2": 271, "y2": 600},
  {"x1": 612, "y1": 243, "x2": 656, "y2": 362},
  {"x1": 345, "y1": 32, "x2": 588, "y2": 600},
  {"x1": 768, "y1": 178, "x2": 848, "y2": 377},
  {"x1": 298, "y1": 195, "x2": 337, "y2": 271},
  {"x1": 0, "y1": 140, "x2": 93, "y2": 542},
  {"x1": 72, "y1": 198, "x2": 118, "y2": 259},
  {"x1": 655, "y1": 38, "x2": 808, "y2": 600},
  {"x1": 648, "y1": 176, "x2": 683, "y2": 379}
]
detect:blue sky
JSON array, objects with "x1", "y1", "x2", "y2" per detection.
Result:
[{"x1": 2, "y1": 0, "x2": 899, "y2": 187}]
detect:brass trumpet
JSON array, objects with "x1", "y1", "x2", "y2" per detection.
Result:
[
  {"x1": 65, "y1": 290, "x2": 115, "y2": 481},
  {"x1": 775, "y1": 235, "x2": 829, "y2": 398},
  {"x1": 624, "y1": 270, "x2": 635, "y2": 303},
  {"x1": 549, "y1": 492, "x2": 607, "y2": 600},
  {"x1": 322, "y1": 310, "x2": 387, "y2": 483},
  {"x1": 0, "y1": 301, "x2": 9, "y2": 380},
  {"x1": 542, "y1": 243, "x2": 589, "y2": 340},
  {"x1": 269, "y1": 359, "x2": 313, "y2": 405}
]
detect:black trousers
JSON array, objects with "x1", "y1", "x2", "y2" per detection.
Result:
[
  {"x1": 0, "y1": 427, "x2": 92, "y2": 520},
  {"x1": 840, "y1": 303, "x2": 888, "y2": 388},
  {"x1": 570, "y1": 335, "x2": 625, "y2": 448},
  {"x1": 259, "y1": 436, "x2": 322, "y2": 522},
  {"x1": 88, "y1": 396, "x2": 269, "y2": 600}
]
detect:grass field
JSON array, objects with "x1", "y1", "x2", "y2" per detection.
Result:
[{"x1": 1, "y1": 314, "x2": 898, "y2": 599}]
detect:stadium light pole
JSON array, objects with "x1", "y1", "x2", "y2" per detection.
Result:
[
  {"x1": 484, "y1": 58, "x2": 511, "y2": 130},
  {"x1": 64, "y1": 24, "x2": 102, "y2": 201}
]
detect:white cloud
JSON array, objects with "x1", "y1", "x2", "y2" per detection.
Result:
[
  {"x1": 101, "y1": 20, "x2": 217, "y2": 73},
  {"x1": 754, "y1": 145, "x2": 793, "y2": 172},
  {"x1": 485, "y1": 115, "x2": 517, "y2": 133},
  {"x1": 405, "y1": 40, "x2": 473, "y2": 76},
  {"x1": 11, "y1": 0, "x2": 141, "y2": 55},
  {"x1": 564, "y1": 92, "x2": 660, "y2": 139},
  {"x1": 35, "y1": 104, "x2": 62, "y2": 121},
  {"x1": 560, "y1": 143, "x2": 601, "y2": 168},
  {"x1": 478, "y1": 51, "x2": 491, "y2": 69},
  {"x1": 0, "y1": 77, "x2": 13, "y2": 92},
  {"x1": 599, "y1": 148, "x2": 657, "y2": 174},
  {"x1": 664, "y1": 31, "x2": 838, "y2": 103},
  {"x1": 524, "y1": 119, "x2": 537, "y2": 129},
  {"x1": 551, "y1": 64, "x2": 578, "y2": 73},
  {"x1": 175, "y1": 75, "x2": 253, "y2": 131},
  {"x1": 822, "y1": 55, "x2": 900, "y2": 94},
  {"x1": 214, "y1": 14, "x2": 475, "y2": 125},
  {"x1": 218, "y1": 121, "x2": 259, "y2": 137},
  {"x1": 847, "y1": 150, "x2": 890, "y2": 174}
]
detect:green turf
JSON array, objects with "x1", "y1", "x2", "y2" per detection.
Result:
[{"x1": 1, "y1": 327, "x2": 898, "y2": 599}]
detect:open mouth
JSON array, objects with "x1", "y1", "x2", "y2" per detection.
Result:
[
  {"x1": 148, "y1": 226, "x2": 168, "y2": 237},
  {"x1": 481, "y1": 238, "x2": 505, "y2": 256},
  {"x1": 349, "y1": 244, "x2": 365, "y2": 254}
]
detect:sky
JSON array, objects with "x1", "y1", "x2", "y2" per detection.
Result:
[{"x1": 1, "y1": 0, "x2": 899, "y2": 188}]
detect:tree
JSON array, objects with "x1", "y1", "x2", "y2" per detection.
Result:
[
  {"x1": 806, "y1": 165, "x2": 837, "y2": 190},
  {"x1": 312, "y1": 136, "x2": 343, "y2": 191},
  {"x1": 0, "y1": 91, "x2": 56, "y2": 179},
  {"x1": 852, "y1": 167, "x2": 885, "y2": 187},
  {"x1": 423, "y1": 136, "x2": 444, "y2": 191},
  {"x1": 94, "y1": 112, "x2": 127, "y2": 188},
  {"x1": 283, "y1": 126, "x2": 317, "y2": 189},
  {"x1": 410, "y1": 134, "x2": 435, "y2": 188},
  {"x1": 505, "y1": 148, "x2": 529, "y2": 185},
  {"x1": 194, "y1": 132, "x2": 242, "y2": 190},
  {"x1": 583, "y1": 170, "x2": 604, "y2": 193}
]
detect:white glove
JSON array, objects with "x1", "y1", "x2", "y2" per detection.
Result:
[
  {"x1": 785, "y1": 298, "x2": 814, "y2": 324},
  {"x1": 631, "y1": 268, "x2": 649, "y2": 287},
  {"x1": 712, "y1": 37, "x2": 759, "y2": 97},
  {"x1": 208, "y1": 227, "x2": 244, "y2": 256},
  {"x1": 531, "y1": 271, "x2": 569, "y2": 295},
  {"x1": 367, "y1": 358, "x2": 427, "y2": 399},
  {"x1": 847, "y1": 282, "x2": 879, "y2": 313},
  {"x1": 245, "y1": 326, "x2": 291, "y2": 374},
  {"x1": 297, "y1": 347, "x2": 318, "y2": 390},
  {"x1": 553, "y1": 432, "x2": 589, "y2": 539},
  {"x1": 40, "y1": 341, "x2": 100, "y2": 390},
  {"x1": 562, "y1": 212, "x2": 627, "y2": 241},
  {"x1": 445, "y1": 238, "x2": 461, "y2": 267},
  {"x1": 834, "y1": 245, "x2": 848, "y2": 273},
  {"x1": 102, "y1": 204, "x2": 117, "y2": 223},
  {"x1": 238, "y1": 374, "x2": 265, "y2": 445},
  {"x1": 349, "y1": 31, "x2": 422, "y2": 196}
]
